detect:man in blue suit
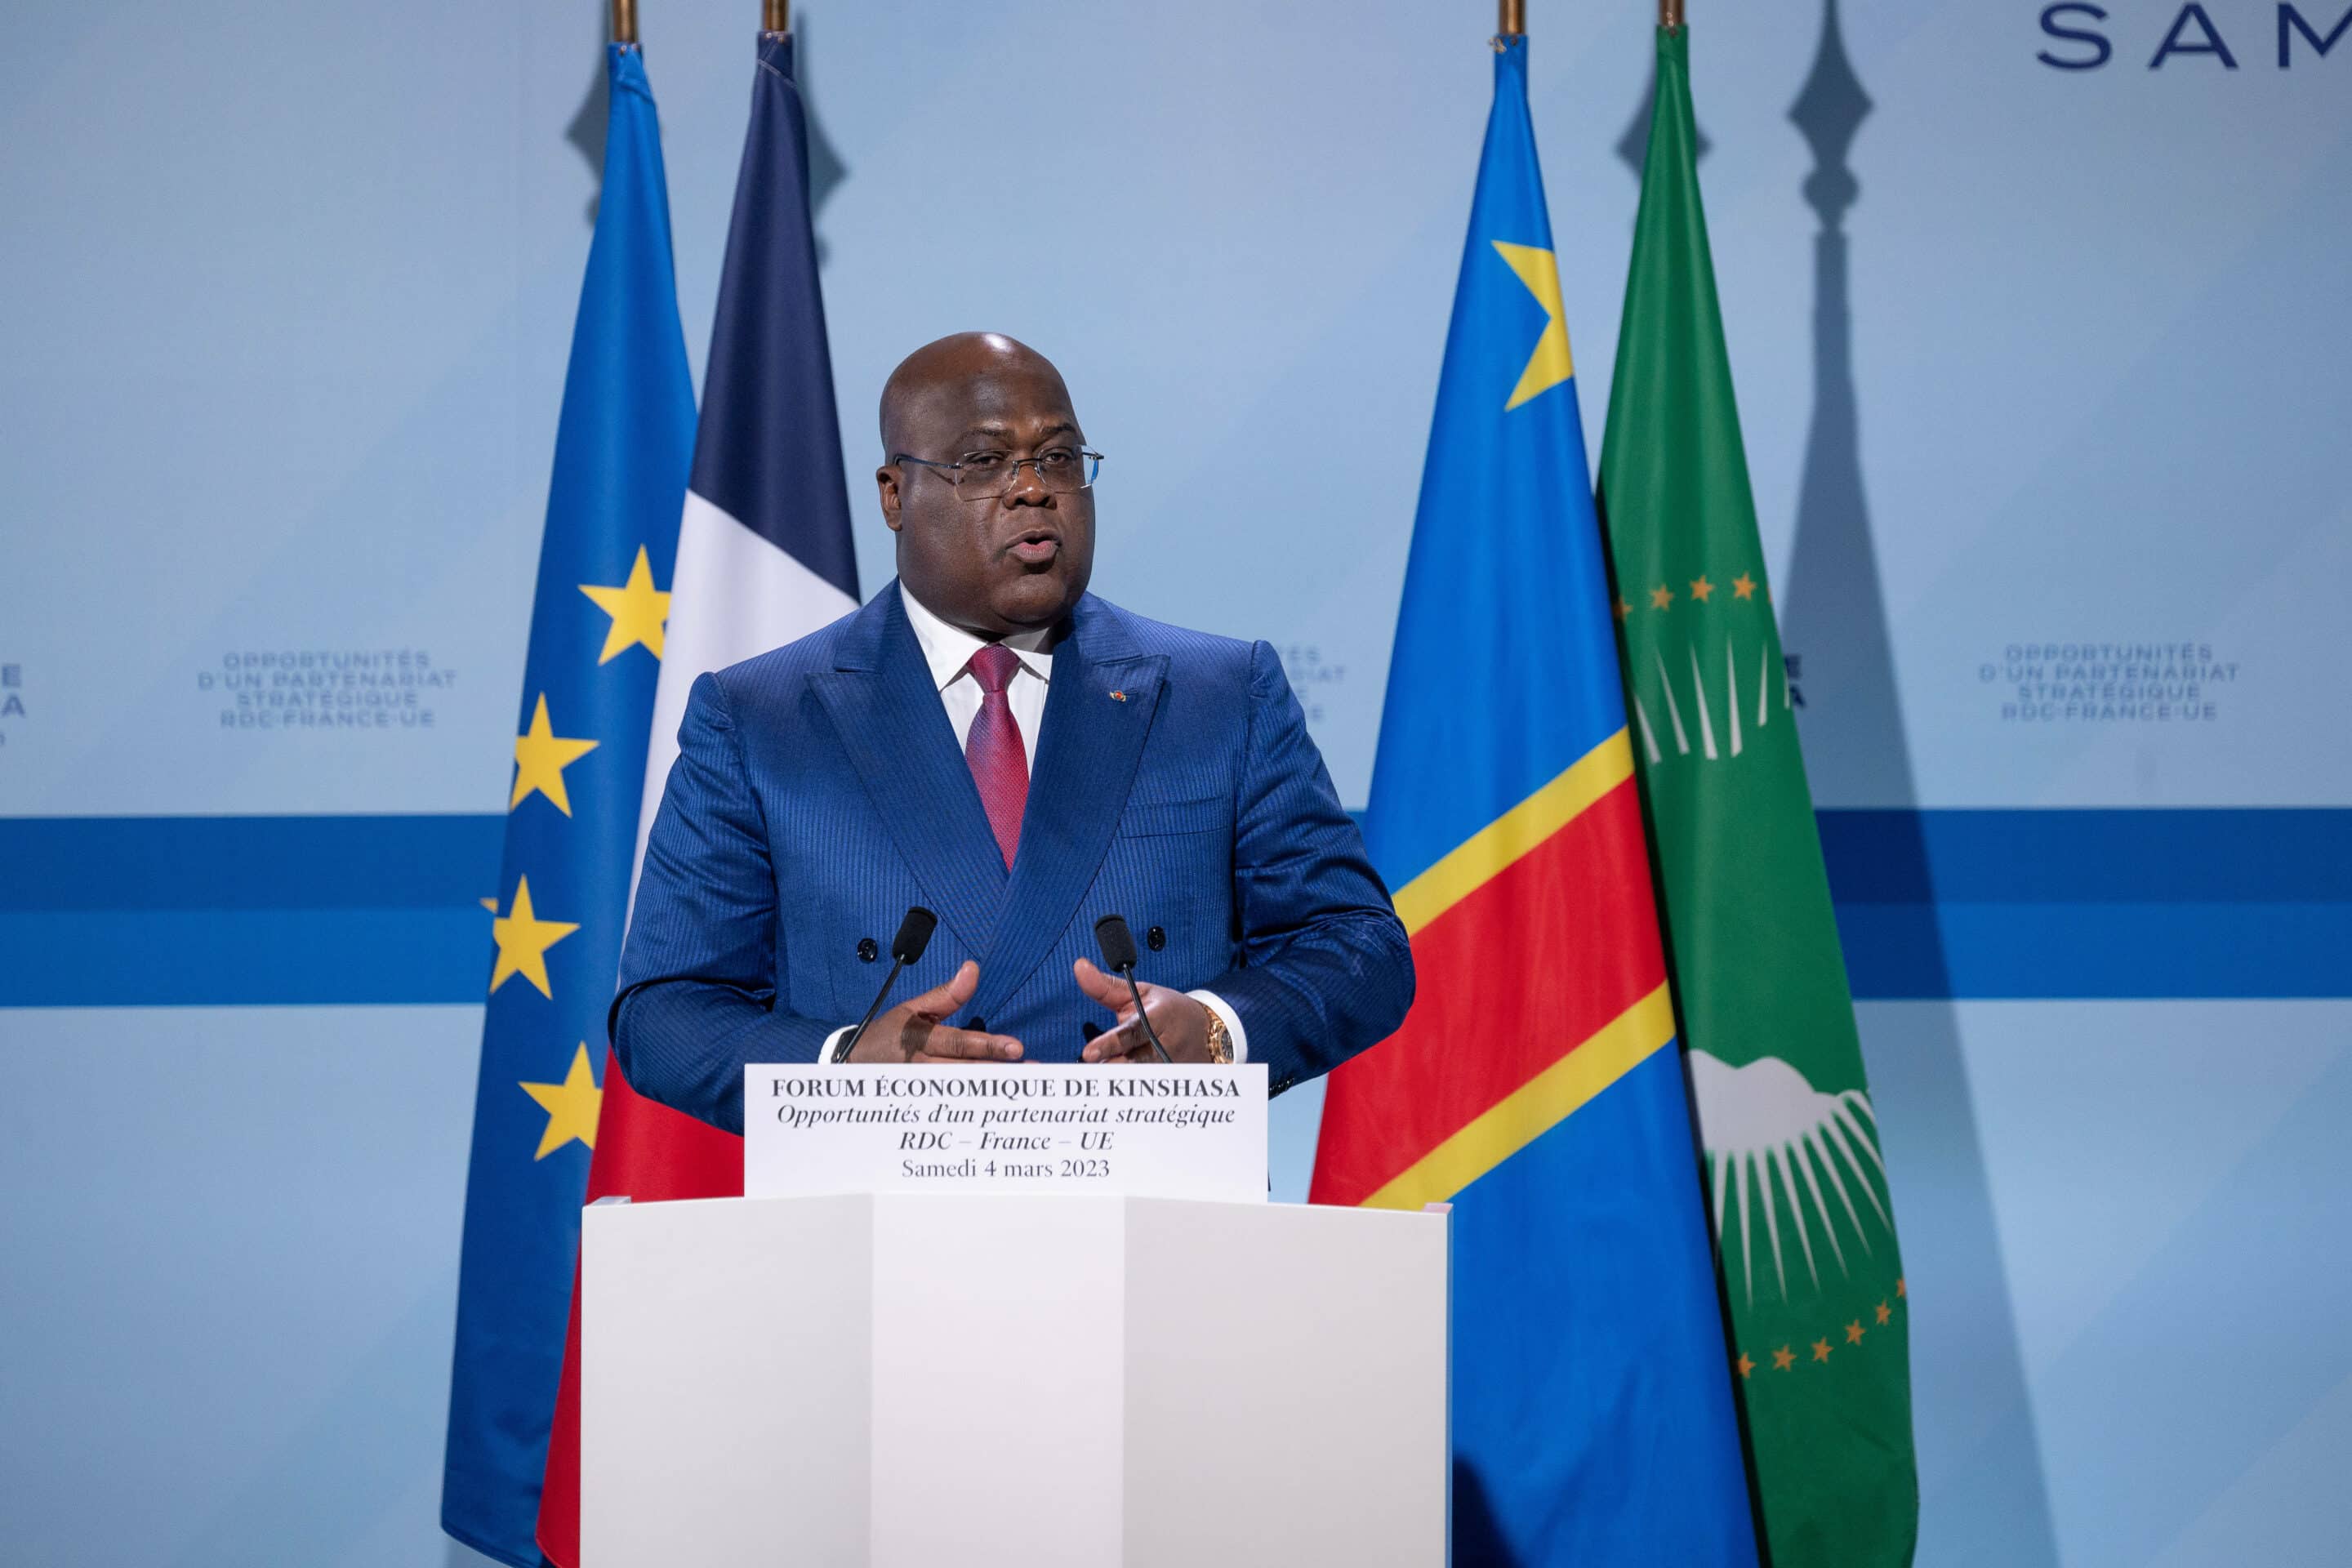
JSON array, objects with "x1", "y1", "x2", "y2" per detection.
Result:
[{"x1": 613, "y1": 332, "x2": 1412, "y2": 1134}]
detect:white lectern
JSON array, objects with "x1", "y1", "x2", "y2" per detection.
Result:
[{"x1": 581, "y1": 1194, "x2": 1448, "y2": 1567}]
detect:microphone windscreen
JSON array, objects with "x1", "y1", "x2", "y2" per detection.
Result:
[
  {"x1": 893, "y1": 906, "x2": 939, "y2": 964},
  {"x1": 1094, "y1": 913, "x2": 1139, "y2": 972}
]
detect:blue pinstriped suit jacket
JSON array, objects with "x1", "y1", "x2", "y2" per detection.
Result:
[{"x1": 612, "y1": 585, "x2": 1414, "y2": 1134}]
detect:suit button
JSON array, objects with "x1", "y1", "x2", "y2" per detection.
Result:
[
  {"x1": 856, "y1": 938, "x2": 879, "y2": 963},
  {"x1": 1147, "y1": 925, "x2": 1167, "y2": 951}
]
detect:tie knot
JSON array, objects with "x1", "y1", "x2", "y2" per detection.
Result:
[{"x1": 967, "y1": 643, "x2": 1021, "y2": 696}]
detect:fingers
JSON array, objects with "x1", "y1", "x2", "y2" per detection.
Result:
[
  {"x1": 1071, "y1": 956, "x2": 1132, "y2": 1010},
  {"x1": 1073, "y1": 957, "x2": 1160, "y2": 1062},
  {"x1": 904, "y1": 959, "x2": 981, "y2": 1016},
  {"x1": 903, "y1": 1022, "x2": 1024, "y2": 1063},
  {"x1": 1081, "y1": 988, "x2": 1165, "y2": 1062},
  {"x1": 1082, "y1": 1019, "x2": 1157, "y2": 1064},
  {"x1": 844, "y1": 962, "x2": 1022, "y2": 1064},
  {"x1": 1080, "y1": 987, "x2": 1211, "y2": 1064}
]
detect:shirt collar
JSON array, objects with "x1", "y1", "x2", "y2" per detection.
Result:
[{"x1": 899, "y1": 583, "x2": 1054, "y2": 693}]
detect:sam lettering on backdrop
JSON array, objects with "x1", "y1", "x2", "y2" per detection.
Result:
[{"x1": 2038, "y1": 2, "x2": 2352, "y2": 69}]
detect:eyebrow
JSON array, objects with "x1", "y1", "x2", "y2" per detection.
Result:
[{"x1": 954, "y1": 421, "x2": 1079, "y2": 448}]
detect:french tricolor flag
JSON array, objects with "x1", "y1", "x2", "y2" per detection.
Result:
[
  {"x1": 635, "y1": 30, "x2": 861, "y2": 875},
  {"x1": 535, "y1": 29, "x2": 857, "y2": 1567}
]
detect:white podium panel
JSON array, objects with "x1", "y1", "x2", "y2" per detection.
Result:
[{"x1": 581, "y1": 1194, "x2": 1447, "y2": 1568}]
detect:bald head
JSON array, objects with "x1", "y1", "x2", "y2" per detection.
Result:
[
  {"x1": 879, "y1": 332, "x2": 1070, "y2": 458},
  {"x1": 875, "y1": 332, "x2": 1095, "y2": 638}
]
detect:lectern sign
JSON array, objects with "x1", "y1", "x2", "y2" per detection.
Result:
[{"x1": 743, "y1": 1064, "x2": 1269, "y2": 1201}]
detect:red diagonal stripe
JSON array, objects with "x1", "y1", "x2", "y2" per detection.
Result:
[{"x1": 1312, "y1": 777, "x2": 1668, "y2": 1207}]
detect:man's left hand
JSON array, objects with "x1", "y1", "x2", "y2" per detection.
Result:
[{"x1": 1072, "y1": 957, "x2": 1213, "y2": 1063}]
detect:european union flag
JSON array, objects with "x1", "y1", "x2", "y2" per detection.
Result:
[
  {"x1": 533, "y1": 31, "x2": 862, "y2": 1566},
  {"x1": 440, "y1": 42, "x2": 695, "y2": 1568},
  {"x1": 1311, "y1": 34, "x2": 1757, "y2": 1566}
]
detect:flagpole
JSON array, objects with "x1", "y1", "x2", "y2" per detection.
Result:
[
  {"x1": 1660, "y1": 0, "x2": 1685, "y2": 30},
  {"x1": 764, "y1": 0, "x2": 787, "y2": 36},
  {"x1": 611, "y1": 0, "x2": 636, "y2": 47},
  {"x1": 1499, "y1": 0, "x2": 1525, "y2": 36}
]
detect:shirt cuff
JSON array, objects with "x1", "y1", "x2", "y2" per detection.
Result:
[
  {"x1": 818, "y1": 1025, "x2": 853, "y2": 1063},
  {"x1": 1185, "y1": 989, "x2": 1249, "y2": 1064}
]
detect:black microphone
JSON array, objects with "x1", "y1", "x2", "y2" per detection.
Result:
[
  {"x1": 1092, "y1": 914, "x2": 1172, "y2": 1064},
  {"x1": 834, "y1": 907, "x2": 939, "y2": 1063}
]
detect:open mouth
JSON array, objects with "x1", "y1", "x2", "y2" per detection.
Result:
[{"x1": 1005, "y1": 528, "x2": 1061, "y2": 565}]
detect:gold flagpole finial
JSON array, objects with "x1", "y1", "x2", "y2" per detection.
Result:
[
  {"x1": 1499, "y1": 0, "x2": 1526, "y2": 36},
  {"x1": 611, "y1": 0, "x2": 637, "y2": 46},
  {"x1": 1660, "y1": 0, "x2": 1686, "y2": 31},
  {"x1": 764, "y1": 0, "x2": 788, "y2": 34}
]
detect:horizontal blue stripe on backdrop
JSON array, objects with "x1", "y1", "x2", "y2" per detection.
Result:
[{"x1": 0, "y1": 809, "x2": 2344, "y2": 1004}]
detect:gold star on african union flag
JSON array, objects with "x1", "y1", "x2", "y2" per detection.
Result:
[
  {"x1": 490, "y1": 875, "x2": 578, "y2": 998},
  {"x1": 579, "y1": 546, "x2": 670, "y2": 663},
  {"x1": 510, "y1": 693, "x2": 599, "y2": 815},
  {"x1": 519, "y1": 1043, "x2": 602, "y2": 1160},
  {"x1": 1771, "y1": 1345, "x2": 1797, "y2": 1371},
  {"x1": 1490, "y1": 242, "x2": 1575, "y2": 411}
]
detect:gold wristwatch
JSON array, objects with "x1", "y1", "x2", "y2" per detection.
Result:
[{"x1": 1201, "y1": 1006, "x2": 1235, "y2": 1065}]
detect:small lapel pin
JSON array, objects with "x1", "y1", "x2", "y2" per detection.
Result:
[{"x1": 1108, "y1": 689, "x2": 1128, "y2": 702}]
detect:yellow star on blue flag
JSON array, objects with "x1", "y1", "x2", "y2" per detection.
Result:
[
  {"x1": 579, "y1": 545, "x2": 670, "y2": 663},
  {"x1": 1491, "y1": 241, "x2": 1575, "y2": 409},
  {"x1": 519, "y1": 1044, "x2": 603, "y2": 1160},
  {"x1": 488, "y1": 875, "x2": 578, "y2": 998}
]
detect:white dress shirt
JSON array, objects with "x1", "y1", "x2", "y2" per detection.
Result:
[{"x1": 817, "y1": 586, "x2": 1247, "y2": 1062}]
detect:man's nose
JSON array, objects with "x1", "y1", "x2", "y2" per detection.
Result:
[{"x1": 1002, "y1": 461, "x2": 1053, "y2": 506}]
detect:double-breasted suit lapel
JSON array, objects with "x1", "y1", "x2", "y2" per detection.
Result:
[
  {"x1": 811, "y1": 589, "x2": 1169, "y2": 1025},
  {"x1": 809, "y1": 591, "x2": 1010, "y2": 961},
  {"x1": 969, "y1": 599, "x2": 1168, "y2": 1022}
]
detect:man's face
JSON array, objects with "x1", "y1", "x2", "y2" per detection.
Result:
[{"x1": 878, "y1": 360, "x2": 1095, "y2": 638}]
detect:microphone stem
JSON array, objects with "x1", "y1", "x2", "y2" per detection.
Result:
[
  {"x1": 1119, "y1": 967, "x2": 1174, "y2": 1063},
  {"x1": 838, "y1": 956, "x2": 908, "y2": 1062}
]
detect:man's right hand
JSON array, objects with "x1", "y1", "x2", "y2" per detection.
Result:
[{"x1": 843, "y1": 960, "x2": 1026, "y2": 1064}]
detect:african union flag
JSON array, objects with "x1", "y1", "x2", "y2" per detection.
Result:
[
  {"x1": 1597, "y1": 20, "x2": 1916, "y2": 1563},
  {"x1": 440, "y1": 40, "x2": 696, "y2": 1568},
  {"x1": 1309, "y1": 32, "x2": 1757, "y2": 1566}
]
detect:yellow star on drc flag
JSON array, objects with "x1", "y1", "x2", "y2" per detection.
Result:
[
  {"x1": 1491, "y1": 241, "x2": 1576, "y2": 411},
  {"x1": 579, "y1": 545, "x2": 670, "y2": 664},
  {"x1": 510, "y1": 693, "x2": 599, "y2": 815},
  {"x1": 489, "y1": 875, "x2": 578, "y2": 998},
  {"x1": 519, "y1": 1043, "x2": 603, "y2": 1160}
]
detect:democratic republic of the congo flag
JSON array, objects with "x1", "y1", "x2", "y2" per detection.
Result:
[
  {"x1": 1310, "y1": 33, "x2": 1757, "y2": 1567},
  {"x1": 441, "y1": 40, "x2": 696, "y2": 1568}
]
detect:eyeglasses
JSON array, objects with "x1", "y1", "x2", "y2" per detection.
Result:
[{"x1": 893, "y1": 447, "x2": 1104, "y2": 501}]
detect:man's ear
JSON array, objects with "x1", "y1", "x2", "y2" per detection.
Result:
[{"x1": 875, "y1": 464, "x2": 904, "y2": 532}]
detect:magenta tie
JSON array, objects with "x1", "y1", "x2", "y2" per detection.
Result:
[{"x1": 964, "y1": 644, "x2": 1028, "y2": 867}]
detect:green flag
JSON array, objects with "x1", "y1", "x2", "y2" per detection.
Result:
[{"x1": 1597, "y1": 24, "x2": 1919, "y2": 1567}]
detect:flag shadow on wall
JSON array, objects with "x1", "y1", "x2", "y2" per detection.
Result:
[{"x1": 1772, "y1": 2, "x2": 2062, "y2": 1561}]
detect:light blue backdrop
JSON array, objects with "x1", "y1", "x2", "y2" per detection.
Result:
[{"x1": 2, "y1": 2, "x2": 2347, "y2": 1565}]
